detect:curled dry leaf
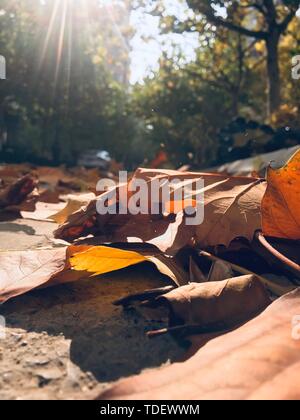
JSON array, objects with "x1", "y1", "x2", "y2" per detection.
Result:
[
  {"x1": 207, "y1": 259, "x2": 234, "y2": 282},
  {"x1": 200, "y1": 250, "x2": 296, "y2": 297},
  {"x1": 115, "y1": 275, "x2": 271, "y2": 337},
  {"x1": 262, "y1": 148, "x2": 300, "y2": 240},
  {"x1": 99, "y1": 289, "x2": 300, "y2": 400},
  {"x1": 55, "y1": 168, "x2": 266, "y2": 254},
  {"x1": 0, "y1": 175, "x2": 38, "y2": 211}
]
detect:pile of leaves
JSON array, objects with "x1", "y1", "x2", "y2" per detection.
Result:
[{"x1": 0, "y1": 150, "x2": 300, "y2": 400}]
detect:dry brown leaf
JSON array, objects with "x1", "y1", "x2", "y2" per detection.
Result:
[
  {"x1": 262, "y1": 148, "x2": 300, "y2": 240},
  {"x1": 0, "y1": 175, "x2": 38, "y2": 212},
  {"x1": 55, "y1": 168, "x2": 266, "y2": 254},
  {"x1": 99, "y1": 289, "x2": 300, "y2": 400},
  {"x1": 0, "y1": 248, "x2": 68, "y2": 303},
  {"x1": 207, "y1": 259, "x2": 234, "y2": 282},
  {"x1": 0, "y1": 243, "x2": 189, "y2": 303},
  {"x1": 35, "y1": 166, "x2": 72, "y2": 188},
  {"x1": 38, "y1": 189, "x2": 61, "y2": 204},
  {"x1": 115, "y1": 275, "x2": 271, "y2": 337},
  {"x1": 48, "y1": 193, "x2": 95, "y2": 224},
  {"x1": 0, "y1": 164, "x2": 31, "y2": 182},
  {"x1": 189, "y1": 256, "x2": 206, "y2": 283},
  {"x1": 0, "y1": 245, "x2": 93, "y2": 303}
]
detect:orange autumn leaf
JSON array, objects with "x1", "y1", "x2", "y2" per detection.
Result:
[
  {"x1": 262, "y1": 148, "x2": 300, "y2": 239},
  {"x1": 164, "y1": 198, "x2": 197, "y2": 214},
  {"x1": 149, "y1": 150, "x2": 169, "y2": 169}
]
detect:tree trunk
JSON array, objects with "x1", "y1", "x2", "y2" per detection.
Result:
[{"x1": 266, "y1": 30, "x2": 281, "y2": 116}]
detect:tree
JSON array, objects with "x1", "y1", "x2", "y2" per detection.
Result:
[
  {"x1": 0, "y1": 0, "x2": 143, "y2": 166},
  {"x1": 164, "y1": 0, "x2": 300, "y2": 115},
  {"x1": 132, "y1": 53, "x2": 238, "y2": 168}
]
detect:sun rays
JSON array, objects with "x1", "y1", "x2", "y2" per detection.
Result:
[
  {"x1": 36, "y1": 0, "x2": 130, "y2": 94},
  {"x1": 37, "y1": 0, "x2": 97, "y2": 93}
]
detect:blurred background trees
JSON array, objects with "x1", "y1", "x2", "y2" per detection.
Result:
[
  {"x1": 0, "y1": 0, "x2": 300, "y2": 170},
  {"x1": 0, "y1": 0, "x2": 146, "y2": 168}
]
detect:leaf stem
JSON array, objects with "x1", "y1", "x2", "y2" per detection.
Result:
[{"x1": 199, "y1": 250, "x2": 295, "y2": 297}]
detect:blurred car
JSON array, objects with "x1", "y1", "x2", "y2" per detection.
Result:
[{"x1": 77, "y1": 149, "x2": 111, "y2": 171}]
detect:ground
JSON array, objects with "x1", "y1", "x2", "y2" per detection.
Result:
[{"x1": 0, "y1": 219, "x2": 184, "y2": 400}]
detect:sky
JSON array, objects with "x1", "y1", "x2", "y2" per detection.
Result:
[{"x1": 129, "y1": 0, "x2": 199, "y2": 83}]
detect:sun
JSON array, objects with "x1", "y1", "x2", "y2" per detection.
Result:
[
  {"x1": 38, "y1": 0, "x2": 93, "y2": 84},
  {"x1": 37, "y1": 0, "x2": 129, "y2": 92}
]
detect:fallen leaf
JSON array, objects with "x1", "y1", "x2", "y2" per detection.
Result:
[
  {"x1": 48, "y1": 193, "x2": 95, "y2": 225},
  {"x1": 0, "y1": 245, "x2": 92, "y2": 303},
  {"x1": 71, "y1": 245, "x2": 189, "y2": 286},
  {"x1": 0, "y1": 175, "x2": 38, "y2": 211},
  {"x1": 35, "y1": 166, "x2": 72, "y2": 188},
  {"x1": 0, "y1": 248, "x2": 68, "y2": 303},
  {"x1": 115, "y1": 275, "x2": 271, "y2": 337},
  {"x1": 207, "y1": 259, "x2": 234, "y2": 282},
  {"x1": 189, "y1": 256, "x2": 206, "y2": 283},
  {"x1": 55, "y1": 168, "x2": 266, "y2": 253},
  {"x1": 99, "y1": 289, "x2": 300, "y2": 400},
  {"x1": 262, "y1": 148, "x2": 300, "y2": 240},
  {"x1": 200, "y1": 250, "x2": 296, "y2": 296},
  {"x1": 38, "y1": 189, "x2": 61, "y2": 204},
  {"x1": 70, "y1": 246, "x2": 147, "y2": 276},
  {"x1": 0, "y1": 242, "x2": 189, "y2": 303},
  {"x1": 57, "y1": 178, "x2": 87, "y2": 193},
  {"x1": 0, "y1": 164, "x2": 31, "y2": 181},
  {"x1": 215, "y1": 145, "x2": 300, "y2": 177}
]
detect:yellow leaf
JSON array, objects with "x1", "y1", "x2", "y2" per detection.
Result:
[
  {"x1": 70, "y1": 246, "x2": 147, "y2": 276},
  {"x1": 70, "y1": 245, "x2": 189, "y2": 286}
]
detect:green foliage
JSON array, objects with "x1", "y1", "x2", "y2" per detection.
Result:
[
  {"x1": 0, "y1": 0, "x2": 144, "y2": 167},
  {"x1": 132, "y1": 0, "x2": 300, "y2": 167},
  {"x1": 132, "y1": 55, "x2": 236, "y2": 167},
  {"x1": 1, "y1": 0, "x2": 300, "y2": 170}
]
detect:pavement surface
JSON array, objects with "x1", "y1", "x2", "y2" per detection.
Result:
[{"x1": 0, "y1": 219, "x2": 184, "y2": 400}]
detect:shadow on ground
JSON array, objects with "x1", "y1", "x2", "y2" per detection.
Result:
[
  {"x1": 0, "y1": 223, "x2": 35, "y2": 235},
  {"x1": 0, "y1": 263, "x2": 185, "y2": 399}
]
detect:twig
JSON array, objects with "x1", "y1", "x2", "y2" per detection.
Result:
[
  {"x1": 255, "y1": 232, "x2": 300, "y2": 275},
  {"x1": 199, "y1": 250, "x2": 295, "y2": 297}
]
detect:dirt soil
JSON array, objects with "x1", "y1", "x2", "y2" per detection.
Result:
[{"x1": 0, "y1": 219, "x2": 185, "y2": 400}]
